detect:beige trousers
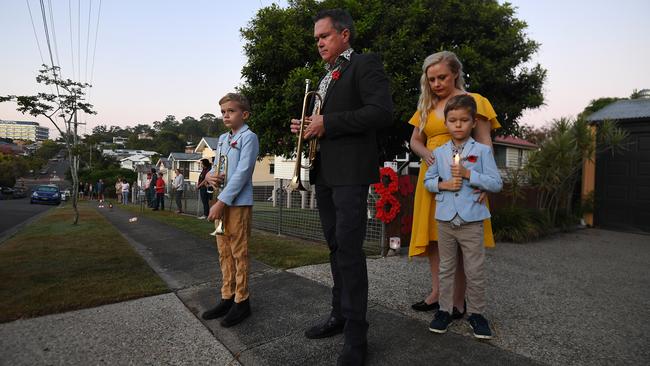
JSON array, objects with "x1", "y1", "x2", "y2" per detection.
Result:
[
  {"x1": 216, "y1": 206, "x2": 252, "y2": 303},
  {"x1": 437, "y1": 220, "x2": 486, "y2": 315}
]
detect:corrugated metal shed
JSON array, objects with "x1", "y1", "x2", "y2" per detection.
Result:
[{"x1": 586, "y1": 98, "x2": 650, "y2": 122}]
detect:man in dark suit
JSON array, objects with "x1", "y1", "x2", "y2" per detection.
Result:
[{"x1": 291, "y1": 8, "x2": 393, "y2": 365}]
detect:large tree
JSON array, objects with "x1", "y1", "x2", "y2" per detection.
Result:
[{"x1": 240, "y1": 0, "x2": 546, "y2": 159}]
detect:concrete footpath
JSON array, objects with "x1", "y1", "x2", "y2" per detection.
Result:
[{"x1": 0, "y1": 206, "x2": 541, "y2": 365}]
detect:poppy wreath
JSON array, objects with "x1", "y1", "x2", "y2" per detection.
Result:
[
  {"x1": 375, "y1": 194, "x2": 400, "y2": 224},
  {"x1": 373, "y1": 167, "x2": 399, "y2": 196}
]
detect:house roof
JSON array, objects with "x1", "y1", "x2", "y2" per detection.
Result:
[
  {"x1": 494, "y1": 136, "x2": 538, "y2": 150},
  {"x1": 195, "y1": 137, "x2": 220, "y2": 153},
  {"x1": 586, "y1": 98, "x2": 650, "y2": 122},
  {"x1": 168, "y1": 152, "x2": 202, "y2": 161},
  {"x1": 157, "y1": 157, "x2": 172, "y2": 169},
  {"x1": 120, "y1": 154, "x2": 150, "y2": 162}
]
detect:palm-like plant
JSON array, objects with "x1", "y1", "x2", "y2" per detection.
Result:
[{"x1": 525, "y1": 117, "x2": 628, "y2": 226}]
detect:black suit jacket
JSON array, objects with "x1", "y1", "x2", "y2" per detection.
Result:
[{"x1": 312, "y1": 52, "x2": 393, "y2": 186}]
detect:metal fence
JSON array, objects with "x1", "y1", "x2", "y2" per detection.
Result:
[
  {"x1": 252, "y1": 179, "x2": 384, "y2": 253},
  {"x1": 131, "y1": 179, "x2": 385, "y2": 253}
]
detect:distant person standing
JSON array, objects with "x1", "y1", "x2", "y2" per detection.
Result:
[
  {"x1": 96, "y1": 179, "x2": 105, "y2": 201},
  {"x1": 121, "y1": 179, "x2": 130, "y2": 205},
  {"x1": 148, "y1": 168, "x2": 157, "y2": 207},
  {"x1": 78, "y1": 181, "x2": 85, "y2": 199},
  {"x1": 197, "y1": 159, "x2": 211, "y2": 219},
  {"x1": 173, "y1": 169, "x2": 184, "y2": 213},
  {"x1": 143, "y1": 173, "x2": 152, "y2": 206},
  {"x1": 115, "y1": 178, "x2": 123, "y2": 204},
  {"x1": 153, "y1": 172, "x2": 166, "y2": 211}
]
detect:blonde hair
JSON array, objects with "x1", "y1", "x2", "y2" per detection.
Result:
[
  {"x1": 417, "y1": 51, "x2": 465, "y2": 131},
  {"x1": 219, "y1": 92, "x2": 251, "y2": 112}
]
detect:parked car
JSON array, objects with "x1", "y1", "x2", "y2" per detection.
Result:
[
  {"x1": 31, "y1": 185, "x2": 61, "y2": 205},
  {"x1": 12, "y1": 187, "x2": 28, "y2": 199},
  {"x1": 0, "y1": 187, "x2": 14, "y2": 200}
]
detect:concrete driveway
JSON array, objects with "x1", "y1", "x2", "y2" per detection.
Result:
[{"x1": 290, "y1": 229, "x2": 650, "y2": 366}]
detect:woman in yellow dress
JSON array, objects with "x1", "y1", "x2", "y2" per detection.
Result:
[{"x1": 408, "y1": 51, "x2": 500, "y2": 316}]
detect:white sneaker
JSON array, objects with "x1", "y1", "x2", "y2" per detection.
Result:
[{"x1": 198, "y1": 215, "x2": 207, "y2": 220}]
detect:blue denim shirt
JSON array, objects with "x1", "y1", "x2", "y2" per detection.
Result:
[
  {"x1": 424, "y1": 137, "x2": 503, "y2": 222},
  {"x1": 213, "y1": 124, "x2": 259, "y2": 206}
]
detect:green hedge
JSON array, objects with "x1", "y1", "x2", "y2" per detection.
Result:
[{"x1": 491, "y1": 207, "x2": 552, "y2": 243}]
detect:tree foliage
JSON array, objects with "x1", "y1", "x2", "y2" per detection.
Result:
[
  {"x1": 0, "y1": 65, "x2": 95, "y2": 224},
  {"x1": 240, "y1": 0, "x2": 546, "y2": 159},
  {"x1": 0, "y1": 153, "x2": 28, "y2": 187}
]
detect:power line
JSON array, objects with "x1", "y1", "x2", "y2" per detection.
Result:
[
  {"x1": 77, "y1": 0, "x2": 81, "y2": 82},
  {"x1": 86, "y1": 0, "x2": 102, "y2": 129},
  {"x1": 69, "y1": 0, "x2": 75, "y2": 81},
  {"x1": 38, "y1": 0, "x2": 61, "y2": 97},
  {"x1": 84, "y1": 0, "x2": 93, "y2": 84},
  {"x1": 89, "y1": 0, "x2": 102, "y2": 88},
  {"x1": 25, "y1": 0, "x2": 45, "y2": 65},
  {"x1": 46, "y1": 0, "x2": 61, "y2": 70}
]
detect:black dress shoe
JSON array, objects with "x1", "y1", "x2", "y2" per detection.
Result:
[
  {"x1": 220, "y1": 298, "x2": 251, "y2": 327},
  {"x1": 305, "y1": 316, "x2": 346, "y2": 339},
  {"x1": 411, "y1": 300, "x2": 440, "y2": 312},
  {"x1": 337, "y1": 342, "x2": 367, "y2": 366},
  {"x1": 202, "y1": 297, "x2": 234, "y2": 320}
]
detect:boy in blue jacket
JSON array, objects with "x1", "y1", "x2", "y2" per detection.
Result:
[
  {"x1": 424, "y1": 94, "x2": 502, "y2": 339},
  {"x1": 202, "y1": 93, "x2": 259, "y2": 327}
]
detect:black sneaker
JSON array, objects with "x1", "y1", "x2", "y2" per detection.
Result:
[
  {"x1": 429, "y1": 310, "x2": 452, "y2": 334},
  {"x1": 220, "y1": 298, "x2": 251, "y2": 327},
  {"x1": 452, "y1": 306, "x2": 466, "y2": 320},
  {"x1": 201, "y1": 297, "x2": 234, "y2": 320},
  {"x1": 468, "y1": 314, "x2": 493, "y2": 339}
]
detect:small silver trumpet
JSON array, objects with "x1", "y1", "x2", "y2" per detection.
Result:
[{"x1": 210, "y1": 153, "x2": 227, "y2": 236}]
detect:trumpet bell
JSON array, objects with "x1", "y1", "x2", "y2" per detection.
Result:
[
  {"x1": 289, "y1": 175, "x2": 307, "y2": 191},
  {"x1": 213, "y1": 219, "x2": 225, "y2": 236}
]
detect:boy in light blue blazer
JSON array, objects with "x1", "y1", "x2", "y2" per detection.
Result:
[
  {"x1": 423, "y1": 94, "x2": 502, "y2": 339},
  {"x1": 201, "y1": 93, "x2": 259, "y2": 328}
]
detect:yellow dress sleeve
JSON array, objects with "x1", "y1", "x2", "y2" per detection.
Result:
[
  {"x1": 408, "y1": 110, "x2": 420, "y2": 128},
  {"x1": 471, "y1": 93, "x2": 501, "y2": 130}
]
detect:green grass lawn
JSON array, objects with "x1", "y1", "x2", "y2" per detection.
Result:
[
  {"x1": 118, "y1": 204, "x2": 331, "y2": 269},
  {"x1": 0, "y1": 204, "x2": 168, "y2": 323}
]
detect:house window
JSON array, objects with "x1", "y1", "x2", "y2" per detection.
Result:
[
  {"x1": 269, "y1": 163, "x2": 275, "y2": 175},
  {"x1": 494, "y1": 146, "x2": 507, "y2": 168}
]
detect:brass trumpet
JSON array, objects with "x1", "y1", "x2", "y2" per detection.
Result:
[
  {"x1": 210, "y1": 152, "x2": 227, "y2": 236},
  {"x1": 289, "y1": 79, "x2": 323, "y2": 191}
]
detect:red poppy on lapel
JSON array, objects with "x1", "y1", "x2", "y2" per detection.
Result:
[
  {"x1": 230, "y1": 140, "x2": 238, "y2": 148},
  {"x1": 466, "y1": 155, "x2": 478, "y2": 163},
  {"x1": 331, "y1": 70, "x2": 341, "y2": 80}
]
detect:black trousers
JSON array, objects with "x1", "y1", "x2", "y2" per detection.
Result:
[
  {"x1": 155, "y1": 193, "x2": 165, "y2": 210},
  {"x1": 199, "y1": 187, "x2": 210, "y2": 216},
  {"x1": 315, "y1": 184, "x2": 369, "y2": 344}
]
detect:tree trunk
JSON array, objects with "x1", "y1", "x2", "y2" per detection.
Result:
[{"x1": 69, "y1": 147, "x2": 80, "y2": 225}]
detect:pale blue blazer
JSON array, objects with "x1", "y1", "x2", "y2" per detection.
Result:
[
  {"x1": 424, "y1": 137, "x2": 502, "y2": 222},
  {"x1": 213, "y1": 124, "x2": 259, "y2": 206}
]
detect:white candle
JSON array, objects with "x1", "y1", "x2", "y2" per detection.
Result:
[{"x1": 454, "y1": 153, "x2": 460, "y2": 165}]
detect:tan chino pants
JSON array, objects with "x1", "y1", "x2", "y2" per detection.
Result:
[
  {"x1": 437, "y1": 220, "x2": 487, "y2": 315},
  {"x1": 216, "y1": 206, "x2": 252, "y2": 303}
]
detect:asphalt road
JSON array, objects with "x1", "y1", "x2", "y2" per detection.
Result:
[{"x1": 0, "y1": 197, "x2": 52, "y2": 241}]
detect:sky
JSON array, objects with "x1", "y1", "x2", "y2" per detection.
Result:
[{"x1": 1, "y1": 0, "x2": 649, "y2": 138}]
